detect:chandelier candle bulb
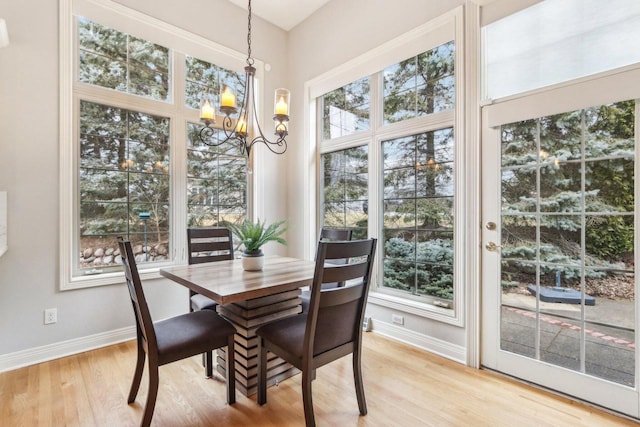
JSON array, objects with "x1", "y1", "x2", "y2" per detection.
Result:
[
  {"x1": 237, "y1": 117, "x2": 248, "y2": 135},
  {"x1": 200, "y1": 100, "x2": 215, "y2": 121},
  {"x1": 220, "y1": 87, "x2": 236, "y2": 108},
  {"x1": 274, "y1": 88, "x2": 290, "y2": 116}
]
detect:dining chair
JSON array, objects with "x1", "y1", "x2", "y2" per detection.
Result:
[
  {"x1": 300, "y1": 228, "x2": 353, "y2": 312},
  {"x1": 118, "y1": 237, "x2": 236, "y2": 427},
  {"x1": 187, "y1": 227, "x2": 235, "y2": 312},
  {"x1": 256, "y1": 238, "x2": 377, "y2": 427}
]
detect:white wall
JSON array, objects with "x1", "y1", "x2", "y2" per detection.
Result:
[{"x1": 0, "y1": 0, "x2": 288, "y2": 362}]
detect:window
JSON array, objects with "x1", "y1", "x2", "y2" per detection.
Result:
[
  {"x1": 383, "y1": 41, "x2": 455, "y2": 124},
  {"x1": 78, "y1": 18, "x2": 170, "y2": 100},
  {"x1": 79, "y1": 101, "x2": 170, "y2": 273},
  {"x1": 321, "y1": 77, "x2": 370, "y2": 140},
  {"x1": 61, "y1": 1, "x2": 250, "y2": 288},
  {"x1": 314, "y1": 8, "x2": 464, "y2": 320},
  {"x1": 483, "y1": 0, "x2": 640, "y2": 100},
  {"x1": 320, "y1": 146, "x2": 369, "y2": 239},
  {"x1": 186, "y1": 123, "x2": 247, "y2": 227},
  {"x1": 382, "y1": 128, "x2": 454, "y2": 306}
]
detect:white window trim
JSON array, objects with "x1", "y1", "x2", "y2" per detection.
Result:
[
  {"x1": 59, "y1": 0, "x2": 262, "y2": 290},
  {"x1": 306, "y1": 6, "x2": 467, "y2": 326}
]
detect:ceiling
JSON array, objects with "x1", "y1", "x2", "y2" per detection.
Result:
[{"x1": 228, "y1": 0, "x2": 332, "y2": 31}]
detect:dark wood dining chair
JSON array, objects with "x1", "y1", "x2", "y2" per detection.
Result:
[
  {"x1": 256, "y1": 238, "x2": 377, "y2": 427},
  {"x1": 300, "y1": 228, "x2": 353, "y2": 312},
  {"x1": 187, "y1": 227, "x2": 235, "y2": 312},
  {"x1": 118, "y1": 237, "x2": 236, "y2": 427}
]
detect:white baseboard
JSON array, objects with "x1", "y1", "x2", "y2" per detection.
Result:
[
  {"x1": 371, "y1": 320, "x2": 466, "y2": 364},
  {"x1": 0, "y1": 326, "x2": 136, "y2": 373},
  {"x1": 1, "y1": 322, "x2": 465, "y2": 373}
]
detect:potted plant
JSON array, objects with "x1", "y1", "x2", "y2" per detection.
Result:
[{"x1": 227, "y1": 219, "x2": 287, "y2": 271}]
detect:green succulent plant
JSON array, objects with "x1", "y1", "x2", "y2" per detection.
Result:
[{"x1": 227, "y1": 219, "x2": 287, "y2": 254}]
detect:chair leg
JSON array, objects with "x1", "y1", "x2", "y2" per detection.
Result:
[
  {"x1": 205, "y1": 351, "x2": 213, "y2": 378},
  {"x1": 140, "y1": 363, "x2": 159, "y2": 427},
  {"x1": 257, "y1": 338, "x2": 267, "y2": 405},
  {"x1": 128, "y1": 341, "x2": 146, "y2": 404},
  {"x1": 353, "y1": 349, "x2": 367, "y2": 415},
  {"x1": 302, "y1": 368, "x2": 316, "y2": 427},
  {"x1": 226, "y1": 335, "x2": 236, "y2": 404}
]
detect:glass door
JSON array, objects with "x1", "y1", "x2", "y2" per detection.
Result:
[{"x1": 482, "y1": 93, "x2": 639, "y2": 416}]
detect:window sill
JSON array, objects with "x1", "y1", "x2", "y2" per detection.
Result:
[
  {"x1": 62, "y1": 264, "x2": 170, "y2": 291},
  {"x1": 368, "y1": 291, "x2": 463, "y2": 327}
]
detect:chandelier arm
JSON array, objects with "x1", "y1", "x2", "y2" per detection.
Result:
[
  {"x1": 247, "y1": 135, "x2": 287, "y2": 155},
  {"x1": 245, "y1": 84, "x2": 287, "y2": 155},
  {"x1": 220, "y1": 115, "x2": 237, "y2": 140},
  {"x1": 199, "y1": 126, "x2": 225, "y2": 147}
]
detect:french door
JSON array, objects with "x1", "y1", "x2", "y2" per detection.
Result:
[{"x1": 481, "y1": 68, "x2": 640, "y2": 417}]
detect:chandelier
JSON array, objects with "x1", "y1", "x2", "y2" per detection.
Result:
[{"x1": 199, "y1": 0, "x2": 290, "y2": 158}]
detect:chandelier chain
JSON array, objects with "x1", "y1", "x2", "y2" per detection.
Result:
[{"x1": 246, "y1": 0, "x2": 254, "y2": 66}]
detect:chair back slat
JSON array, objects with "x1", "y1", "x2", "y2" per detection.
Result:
[
  {"x1": 323, "y1": 239, "x2": 372, "y2": 261},
  {"x1": 190, "y1": 241, "x2": 233, "y2": 253},
  {"x1": 187, "y1": 227, "x2": 234, "y2": 265},
  {"x1": 118, "y1": 238, "x2": 157, "y2": 351},
  {"x1": 305, "y1": 238, "x2": 377, "y2": 359},
  {"x1": 189, "y1": 227, "x2": 232, "y2": 239},
  {"x1": 318, "y1": 228, "x2": 354, "y2": 287},
  {"x1": 321, "y1": 262, "x2": 368, "y2": 284},
  {"x1": 320, "y1": 228, "x2": 353, "y2": 242},
  {"x1": 318, "y1": 283, "x2": 364, "y2": 308}
]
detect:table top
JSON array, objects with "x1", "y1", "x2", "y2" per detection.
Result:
[{"x1": 160, "y1": 255, "x2": 316, "y2": 305}]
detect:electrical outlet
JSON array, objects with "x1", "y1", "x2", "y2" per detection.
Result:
[
  {"x1": 391, "y1": 314, "x2": 404, "y2": 325},
  {"x1": 44, "y1": 308, "x2": 57, "y2": 325},
  {"x1": 363, "y1": 316, "x2": 372, "y2": 332}
]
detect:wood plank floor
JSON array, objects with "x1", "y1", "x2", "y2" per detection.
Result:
[{"x1": 0, "y1": 333, "x2": 636, "y2": 426}]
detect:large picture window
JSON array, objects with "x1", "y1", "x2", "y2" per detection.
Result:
[
  {"x1": 62, "y1": 3, "x2": 250, "y2": 288},
  {"x1": 315, "y1": 9, "x2": 463, "y2": 318}
]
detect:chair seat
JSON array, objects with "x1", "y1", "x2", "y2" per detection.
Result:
[
  {"x1": 155, "y1": 310, "x2": 235, "y2": 366},
  {"x1": 190, "y1": 293, "x2": 218, "y2": 311},
  {"x1": 257, "y1": 307, "x2": 355, "y2": 363},
  {"x1": 256, "y1": 314, "x2": 307, "y2": 361}
]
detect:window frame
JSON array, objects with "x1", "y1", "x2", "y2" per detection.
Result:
[
  {"x1": 310, "y1": 7, "x2": 466, "y2": 325},
  {"x1": 59, "y1": 0, "x2": 259, "y2": 289}
]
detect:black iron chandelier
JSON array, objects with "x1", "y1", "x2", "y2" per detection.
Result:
[{"x1": 199, "y1": 0, "x2": 290, "y2": 158}]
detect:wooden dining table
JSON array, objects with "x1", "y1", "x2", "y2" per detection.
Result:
[{"x1": 160, "y1": 255, "x2": 316, "y2": 396}]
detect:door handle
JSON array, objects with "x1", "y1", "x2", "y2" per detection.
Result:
[{"x1": 485, "y1": 241, "x2": 501, "y2": 252}]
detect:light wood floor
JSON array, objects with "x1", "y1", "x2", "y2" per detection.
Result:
[{"x1": 0, "y1": 333, "x2": 636, "y2": 426}]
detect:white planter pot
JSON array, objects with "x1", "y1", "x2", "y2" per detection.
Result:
[{"x1": 242, "y1": 251, "x2": 264, "y2": 271}]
